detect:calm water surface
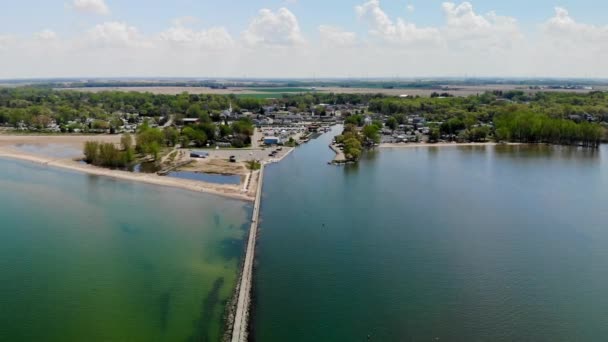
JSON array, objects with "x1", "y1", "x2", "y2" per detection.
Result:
[
  {"x1": 254, "y1": 127, "x2": 608, "y2": 341},
  {"x1": 13, "y1": 143, "x2": 82, "y2": 158},
  {"x1": 168, "y1": 171, "x2": 242, "y2": 185},
  {"x1": 0, "y1": 159, "x2": 251, "y2": 341}
]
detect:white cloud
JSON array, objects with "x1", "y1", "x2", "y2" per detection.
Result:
[
  {"x1": 406, "y1": 4, "x2": 415, "y2": 13},
  {"x1": 4, "y1": 4, "x2": 608, "y2": 78},
  {"x1": 71, "y1": 0, "x2": 110, "y2": 15},
  {"x1": 34, "y1": 29, "x2": 58, "y2": 41},
  {"x1": 242, "y1": 8, "x2": 305, "y2": 46},
  {"x1": 0, "y1": 35, "x2": 15, "y2": 52},
  {"x1": 542, "y1": 7, "x2": 608, "y2": 44},
  {"x1": 441, "y1": 2, "x2": 522, "y2": 49},
  {"x1": 356, "y1": 0, "x2": 441, "y2": 45},
  {"x1": 86, "y1": 22, "x2": 146, "y2": 48},
  {"x1": 319, "y1": 25, "x2": 357, "y2": 47},
  {"x1": 159, "y1": 25, "x2": 234, "y2": 49}
]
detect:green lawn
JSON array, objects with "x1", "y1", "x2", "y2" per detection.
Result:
[
  {"x1": 245, "y1": 87, "x2": 312, "y2": 93},
  {"x1": 234, "y1": 93, "x2": 284, "y2": 99}
]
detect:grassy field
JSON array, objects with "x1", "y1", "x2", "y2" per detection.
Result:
[
  {"x1": 234, "y1": 93, "x2": 286, "y2": 99},
  {"x1": 245, "y1": 87, "x2": 312, "y2": 93}
]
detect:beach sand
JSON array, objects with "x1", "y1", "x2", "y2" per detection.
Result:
[
  {"x1": 0, "y1": 134, "x2": 255, "y2": 201},
  {"x1": 0, "y1": 134, "x2": 121, "y2": 149}
]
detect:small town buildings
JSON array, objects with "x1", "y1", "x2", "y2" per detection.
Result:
[
  {"x1": 264, "y1": 136, "x2": 282, "y2": 145},
  {"x1": 182, "y1": 118, "x2": 200, "y2": 125}
]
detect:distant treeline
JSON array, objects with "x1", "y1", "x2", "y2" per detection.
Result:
[
  {"x1": 374, "y1": 90, "x2": 607, "y2": 147},
  {"x1": 17, "y1": 78, "x2": 608, "y2": 90},
  {"x1": 370, "y1": 91, "x2": 608, "y2": 123}
]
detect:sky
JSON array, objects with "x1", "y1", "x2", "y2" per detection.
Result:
[{"x1": 0, "y1": 0, "x2": 607, "y2": 79}]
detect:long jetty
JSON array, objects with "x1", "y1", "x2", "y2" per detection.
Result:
[{"x1": 230, "y1": 164, "x2": 264, "y2": 342}]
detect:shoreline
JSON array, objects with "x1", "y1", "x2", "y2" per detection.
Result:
[
  {"x1": 379, "y1": 142, "x2": 518, "y2": 148},
  {"x1": 329, "y1": 143, "x2": 346, "y2": 164},
  {"x1": 0, "y1": 150, "x2": 254, "y2": 202}
]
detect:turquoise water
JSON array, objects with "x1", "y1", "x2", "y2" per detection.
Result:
[
  {"x1": 0, "y1": 159, "x2": 251, "y2": 341},
  {"x1": 254, "y1": 127, "x2": 608, "y2": 341}
]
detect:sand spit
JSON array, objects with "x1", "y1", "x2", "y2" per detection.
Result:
[{"x1": 0, "y1": 150, "x2": 254, "y2": 202}]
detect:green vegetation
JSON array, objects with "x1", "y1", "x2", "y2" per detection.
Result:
[
  {"x1": 136, "y1": 123, "x2": 164, "y2": 160},
  {"x1": 335, "y1": 121, "x2": 381, "y2": 161},
  {"x1": 84, "y1": 134, "x2": 135, "y2": 168},
  {"x1": 247, "y1": 160, "x2": 262, "y2": 170},
  {"x1": 335, "y1": 127, "x2": 362, "y2": 160},
  {"x1": 2, "y1": 86, "x2": 606, "y2": 152},
  {"x1": 284, "y1": 137, "x2": 297, "y2": 147},
  {"x1": 494, "y1": 110, "x2": 603, "y2": 147},
  {"x1": 246, "y1": 87, "x2": 311, "y2": 93},
  {"x1": 230, "y1": 118, "x2": 254, "y2": 148},
  {"x1": 370, "y1": 90, "x2": 607, "y2": 146},
  {"x1": 234, "y1": 94, "x2": 280, "y2": 100}
]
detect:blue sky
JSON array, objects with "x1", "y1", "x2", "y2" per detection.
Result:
[
  {"x1": 2, "y1": 0, "x2": 605, "y2": 37},
  {"x1": 0, "y1": 0, "x2": 607, "y2": 78}
]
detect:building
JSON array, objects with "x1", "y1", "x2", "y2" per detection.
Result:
[
  {"x1": 190, "y1": 151, "x2": 209, "y2": 158},
  {"x1": 264, "y1": 136, "x2": 282, "y2": 145},
  {"x1": 182, "y1": 118, "x2": 200, "y2": 125}
]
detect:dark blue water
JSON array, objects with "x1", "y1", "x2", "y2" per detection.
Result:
[{"x1": 254, "y1": 126, "x2": 608, "y2": 341}]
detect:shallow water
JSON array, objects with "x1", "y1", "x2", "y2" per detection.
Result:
[
  {"x1": 0, "y1": 158, "x2": 251, "y2": 341},
  {"x1": 13, "y1": 143, "x2": 83, "y2": 158},
  {"x1": 168, "y1": 171, "x2": 242, "y2": 185},
  {"x1": 254, "y1": 127, "x2": 608, "y2": 341}
]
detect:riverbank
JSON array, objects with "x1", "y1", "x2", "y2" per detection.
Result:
[{"x1": 0, "y1": 149, "x2": 254, "y2": 202}]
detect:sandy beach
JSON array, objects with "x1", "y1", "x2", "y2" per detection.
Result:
[
  {"x1": 0, "y1": 134, "x2": 121, "y2": 149},
  {"x1": 0, "y1": 150, "x2": 255, "y2": 201},
  {"x1": 0, "y1": 134, "x2": 255, "y2": 202}
]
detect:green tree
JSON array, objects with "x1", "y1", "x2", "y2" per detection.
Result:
[
  {"x1": 386, "y1": 117, "x2": 398, "y2": 130},
  {"x1": 182, "y1": 127, "x2": 208, "y2": 147},
  {"x1": 362, "y1": 125, "x2": 381, "y2": 144},
  {"x1": 120, "y1": 133, "x2": 133, "y2": 151},
  {"x1": 83, "y1": 141, "x2": 100, "y2": 163},
  {"x1": 163, "y1": 127, "x2": 179, "y2": 146},
  {"x1": 136, "y1": 126, "x2": 164, "y2": 155},
  {"x1": 428, "y1": 127, "x2": 440, "y2": 143}
]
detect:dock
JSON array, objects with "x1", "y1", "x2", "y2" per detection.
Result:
[{"x1": 230, "y1": 164, "x2": 264, "y2": 342}]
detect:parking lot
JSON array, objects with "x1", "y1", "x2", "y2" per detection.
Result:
[{"x1": 189, "y1": 146, "x2": 293, "y2": 164}]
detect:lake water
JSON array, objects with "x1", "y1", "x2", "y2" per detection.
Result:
[
  {"x1": 254, "y1": 126, "x2": 608, "y2": 341},
  {"x1": 168, "y1": 171, "x2": 242, "y2": 185},
  {"x1": 0, "y1": 159, "x2": 251, "y2": 341},
  {"x1": 13, "y1": 143, "x2": 83, "y2": 158}
]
